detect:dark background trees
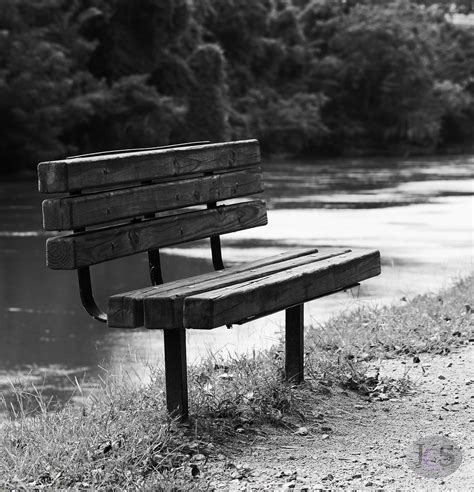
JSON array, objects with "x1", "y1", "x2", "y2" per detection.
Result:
[{"x1": 1, "y1": 0, "x2": 473, "y2": 174}]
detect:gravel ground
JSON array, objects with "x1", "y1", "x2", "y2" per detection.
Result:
[{"x1": 185, "y1": 344, "x2": 473, "y2": 490}]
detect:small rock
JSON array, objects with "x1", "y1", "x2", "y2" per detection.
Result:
[
  {"x1": 352, "y1": 473, "x2": 362, "y2": 479},
  {"x1": 365, "y1": 482, "x2": 374, "y2": 487},
  {"x1": 438, "y1": 375, "x2": 446, "y2": 380},
  {"x1": 322, "y1": 474, "x2": 334, "y2": 481},
  {"x1": 236, "y1": 427, "x2": 245, "y2": 434},
  {"x1": 321, "y1": 426, "x2": 332, "y2": 432},
  {"x1": 192, "y1": 453, "x2": 206, "y2": 462},
  {"x1": 321, "y1": 434, "x2": 330, "y2": 440},
  {"x1": 295, "y1": 427, "x2": 308, "y2": 436},
  {"x1": 447, "y1": 362, "x2": 453, "y2": 368},
  {"x1": 282, "y1": 482, "x2": 296, "y2": 490},
  {"x1": 354, "y1": 404, "x2": 365, "y2": 410},
  {"x1": 413, "y1": 356, "x2": 421, "y2": 363}
]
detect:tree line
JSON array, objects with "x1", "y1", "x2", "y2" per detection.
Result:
[{"x1": 1, "y1": 0, "x2": 473, "y2": 173}]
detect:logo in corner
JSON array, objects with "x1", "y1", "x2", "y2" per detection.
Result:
[{"x1": 406, "y1": 435, "x2": 462, "y2": 478}]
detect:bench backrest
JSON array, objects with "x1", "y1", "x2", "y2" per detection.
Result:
[{"x1": 38, "y1": 140, "x2": 266, "y2": 270}]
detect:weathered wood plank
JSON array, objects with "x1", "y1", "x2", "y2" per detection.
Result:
[
  {"x1": 42, "y1": 168, "x2": 264, "y2": 230},
  {"x1": 38, "y1": 140, "x2": 260, "y2": 193},
  {"x1": 107, "y1": 248, "x2": 322, "y2": 328},
  {"x1": 46, "y1": 200, "x2": 267, "y2": 270},
  {"x1": 143, "y1": 248, "x2": 350, "y2": 329},
  {"x1": 183, "y1": 250, "x2": 381, "y2": 329}
]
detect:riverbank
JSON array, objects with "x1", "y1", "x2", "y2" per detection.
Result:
[{"x1": 1, "y1": 275, "x2": 472, "y2": 489}]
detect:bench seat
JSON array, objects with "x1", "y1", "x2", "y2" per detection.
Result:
[{"x1": 108, "y1": 247, "x2": 380, "y2": 330}]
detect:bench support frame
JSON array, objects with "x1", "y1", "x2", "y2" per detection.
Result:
[
  {"x1": 285, "y1": 304, "x2": 305, "y2": 383},
  {"x1": 164, "y1": 303, "x2": 307, "y2": 421},
  {"x1": 164, "y1": 328, "x2": 189, "y2": 421}
]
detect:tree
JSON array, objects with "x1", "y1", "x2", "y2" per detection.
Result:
[{"x1": 0, "y1": 0, "x2": 99, "y2": 170}]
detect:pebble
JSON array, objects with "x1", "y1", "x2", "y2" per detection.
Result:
[
  {"x1": 438, "y1": 375, "x2": 446, "y2": 380},
  {"x1": 295, "y1": 427, "x2": 308, "y2": 436}
]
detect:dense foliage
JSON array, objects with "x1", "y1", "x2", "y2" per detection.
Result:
[{"x1": 1, "y1": 0, "x2": 473, "y2": 172}]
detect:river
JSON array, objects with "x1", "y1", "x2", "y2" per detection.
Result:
[{"x1": 1, "y1": 155, "x2": 473, "y2": 413}]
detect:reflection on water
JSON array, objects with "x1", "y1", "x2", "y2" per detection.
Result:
[{"x1": 1, "y1": 155, "x2": 473, "y2": 415}]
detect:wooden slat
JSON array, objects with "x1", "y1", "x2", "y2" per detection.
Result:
[
  {"x1": 143, "y1": 248, "x2": 351, "y2": 329},
  {"x1": 183, "y1": 250, "x2": 381, "y2": 329},
  {"x1": 107, "y1": 248, "x2": 322, "y2": 328},
  {"x1": 42, "y1": 168, "x2": 264, "y2": 230},
  {"x1": 38, "y1": 140, "x2": 260, "y2": 193},
  {"x1": 46, "y1": 200, "x2": 267, "y2": 270}
]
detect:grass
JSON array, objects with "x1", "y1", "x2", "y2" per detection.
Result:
[{"x1": 0, "y1": 275, "x2": 472, "y2": 489}]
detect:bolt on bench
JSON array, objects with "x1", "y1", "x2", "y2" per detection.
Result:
[{"x1": 38, "y1": 139, "x2": 381, "y2": 421}]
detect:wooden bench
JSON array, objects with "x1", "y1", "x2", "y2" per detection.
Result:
[{"x1": 38, "y1": 139, "x2": 381, "y2": 421}]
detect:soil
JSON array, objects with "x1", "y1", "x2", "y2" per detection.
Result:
[{"x1": 184, "y1": 345, "x2": 474, "y2": 490}]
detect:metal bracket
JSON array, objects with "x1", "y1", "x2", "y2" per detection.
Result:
[
  {"x1": 148, "y1": 249, "x2": 164, "y2": 286},
  {"x1": 77, "y1": 267, "x2": 108, "y2": 323},
  {"x1": 207, "y1": 202, "x2": 225, "y2": 271}
]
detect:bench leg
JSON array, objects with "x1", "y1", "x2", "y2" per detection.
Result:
[
  {"x1": 285, "y1": 304, "x2": 304, "y2": 383},
  {"x1": 163, "y1": 328, "x2": 189, "y2": 422}
]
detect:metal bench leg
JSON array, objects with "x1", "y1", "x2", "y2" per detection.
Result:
[
  {"x1": 163, "y1": 328, "x2": 189, "y2": 422},
  {"x1": 285, "y1": 304, "x2": 304, "y2": 383}
]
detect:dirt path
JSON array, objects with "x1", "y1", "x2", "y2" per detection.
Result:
[{"x1": 190, "y1": 345, "x2": 473, "y2": 490}]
